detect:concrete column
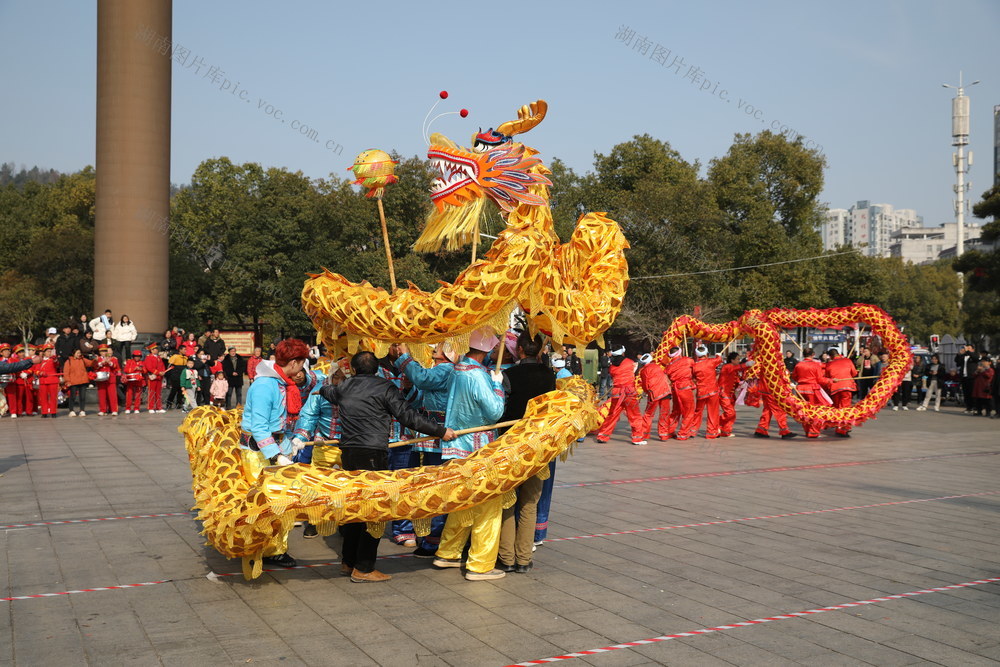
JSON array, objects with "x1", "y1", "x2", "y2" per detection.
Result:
[{"x1": 95, "y1": 0, "x2": 172, "y2": 335}]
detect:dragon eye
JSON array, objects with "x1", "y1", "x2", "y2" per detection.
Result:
[{"x1": 472, "y1": 141, "x2": 489, "y2": 153}]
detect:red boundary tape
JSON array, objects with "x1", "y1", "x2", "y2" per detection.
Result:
[{"x1": 505, "y1": 577, "x2": 1000, "y2": 666}]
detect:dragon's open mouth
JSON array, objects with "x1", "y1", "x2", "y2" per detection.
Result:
[{"x1": 428, "y1": 149, "x2": 480, "y2": 202}]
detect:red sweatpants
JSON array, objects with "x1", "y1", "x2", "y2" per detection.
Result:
[
  {"x1": 125, "y1": 383, "x2": 144, "y2": 412},
  {"x1": 641, "y1": 396, "x2": 672, "y2": 440},
  {"x1": 719, "y1": 391, "x2": 737, "y2": 435},
  {"x1": 37, "y1": 384, "x2": 59, "y2": 415},
  {"x1": 147, "y1": 379, "x2": 163, "y2": 411},
  {"x1": 5, "y1": 384, "x2": 21, "y2": 415},
  {"x1": 597, "y1": 392, "x2": 644, "y2": 443},
  {"x1": 755, "y1": 394, "x2": 791, "y2": 436},
  {"x1": 97, "y1": 381, "x2": 119, "y2": 413},
  {"x1": 831, "y1": 390, "x2": 852, "y2": 434},
  {"x1": 799, "y1": 392, "x2": 824, "y2": 437},
  {"x1": 666, "y1": 388, "x2": 697, "y2": 439},
  {"x1": 21, "y1": 385, "x2": 36, "y2": 415},
  {"x1": 693, "y1": 392, "x2": 721, "y2": 438}
]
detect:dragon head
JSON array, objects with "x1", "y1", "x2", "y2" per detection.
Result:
[{"x1": 417, "y1": 101, "x2": 554, "y2": 252}]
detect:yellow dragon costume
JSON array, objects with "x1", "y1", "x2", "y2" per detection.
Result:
[{"x1": 180, "y1": 100, "x2": 909, "y2": 579}]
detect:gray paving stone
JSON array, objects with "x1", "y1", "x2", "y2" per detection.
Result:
[{"x1": 3, "y1": 406, "x2": 999, "y2": 665}]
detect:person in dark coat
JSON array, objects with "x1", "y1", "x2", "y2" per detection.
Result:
[
  {"x1": 202, "y1": 329, "x2": 227, "y2": 362},
  {"x1": 222, "y1": 347, "x2": 246, "y2": 408},
  {"x1": 497, "y1": 333, "x2": 556, "y2": 573}
]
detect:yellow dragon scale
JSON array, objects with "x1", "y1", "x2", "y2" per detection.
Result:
[{"x1": 180, "y1": 378, "x2": 604, "y2": 570}]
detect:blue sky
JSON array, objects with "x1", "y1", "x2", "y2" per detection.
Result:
[{"x1": 2, "y1": 0, "x2": 998, "y2": 226}]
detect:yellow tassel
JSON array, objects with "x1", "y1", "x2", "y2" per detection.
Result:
[
  {"x1": 242, "y1": 555, "x2": 263, "y2": 580},
  {"x1": 412, "y1": 517, "x2": 431, "y2": 537},
  {"x1": 366, "y1": 521, "x2": 386, "y2": 539}
]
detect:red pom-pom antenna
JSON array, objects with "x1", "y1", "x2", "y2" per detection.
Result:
[
  {"x1": 439, "y1": 90, "x2": 449, "y2": 99},
  {"x1": 460, "y1": 109, "x2": 469, "y2": 118}
]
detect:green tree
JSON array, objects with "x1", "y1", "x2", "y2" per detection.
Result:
[{"x1": 708, "y1": 131, "x2": 828, "y2": 312}]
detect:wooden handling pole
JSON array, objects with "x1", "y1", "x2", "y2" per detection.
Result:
[
  {"x1": 313, "y1": 420, "x2": 519, "y2": 449},
  {"x1": 377, "y1": 198, "x2": 397, "y2": 292}
]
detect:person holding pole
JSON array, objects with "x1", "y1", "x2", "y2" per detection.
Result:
[
  {"x1": 432, "y1": 327, "x2": 509, "y2": 581},
  {"x1": 824, "y1": 348, "x2": 857, "y2": 436},
  {"x1": 319, "y1": 351, "x2": 455, "y2": 583}
]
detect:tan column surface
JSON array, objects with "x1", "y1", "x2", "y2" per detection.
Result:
[{"x1": 95, "y1": 0, "x2": 172, "y2": 334}]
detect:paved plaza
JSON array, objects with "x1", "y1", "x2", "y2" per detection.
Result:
[{"x1": 1, "y1": 403, "x2": 999, "y2": 666}]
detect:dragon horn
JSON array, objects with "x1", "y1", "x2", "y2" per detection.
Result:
[{"x1": 496, "y1": 100, "x2": 548, "y2": 137}]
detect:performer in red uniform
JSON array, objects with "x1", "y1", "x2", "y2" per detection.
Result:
[
  {"x1": 691, "y1": 345, "x2": 724, "y2": 438},
  {"x1": 752, "y1": 349, "x2": 797, "y2": 439},
  {"x1": 94, "y1": 344, "x2": 121, "y2": 415},
  {"x1": 15, "y1": 344, "x2": 37, "y2": 416},
  {"x1": 34, "y1": 344, "x2": 62, "y2": 418},
  {"x1": 123, "y1": 350, "x2": 146, "y2": 414},
  {"x1": 824, "y1": 347, "x2": 857, "y2": 437},
  {"x1": 791, "y1": 347, "x2": 829, "y2": 438},
  {"x1": 637, "y1": 353, "x2": 672, "y2": 441},
  {"x1": 663, "y1": 346, "x2": 697, "y2": 440},
  {"x1": 1, "y1": 344, "x2": 22, "y2": 418},
  {"x1": 718, "y1": 352, "x2": 749, "y2": 437},
  {"x1": 143, "y1": 343, "x2": 166, "y2": 413},
  {"x1": 596, "y1": 347, "x2": 645, "y2": 445}
]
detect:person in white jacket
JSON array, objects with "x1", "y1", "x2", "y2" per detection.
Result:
[{"x1": 111, "y1": 315, "x2": 138, "y2": 361}]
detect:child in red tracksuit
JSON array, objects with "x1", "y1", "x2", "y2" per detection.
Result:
[
  {"x1": 94, "y1": 344, "x2": 121, "y2": 415},
  {"x1": 664, "y1": 347, "x2": 697, "y2": 440},
  {"x1": 596, "y1": 347, "x2": 646, "y2": 445},
  {"x1": 691, "y1": 346, "x2": 724, "y2": 438},
  {"x1": 15, "y1": 345, "x2": 37, "y2": 416},
  {"x1": 34, "y1": 344, "x2": 61, "y2": 418},
  {"x1": 638, "y1": 353, "x2": 672, "y2": 441},
  {"x1": 142, "y1": 344, "x2": 166, "y2": 413},
  {"x1": 122, "y1": 350, "x2": 146, "y2": 414},
  {"x1": 2, "y1": 344, "x2": 22, "y2": 418}
]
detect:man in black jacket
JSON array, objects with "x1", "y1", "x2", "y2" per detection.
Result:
[
  {"x1": 202, "y1": 329, "x2": 226, "y2": 362},
  {"x1": 319, "y1": 351, "x2": 456, "y2": 583},
  {"x1": 497, "y1": 333, "x2": 555, "y2": 573},
  {"x1": 222, "y1": 347, "x2": 246, "y2": 408},
  {"x1": 55, "y1": 324, "x2": 78, "y2": 367}
]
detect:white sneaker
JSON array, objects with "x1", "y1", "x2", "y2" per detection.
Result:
[
  {"x1": 111, "y1": 412, "x2": 118, "y2": 416},
  {"x1": 124, "y1": 410, "x2": 131, "y2": 414},
  {"x1": 902, "y1": 406, "x2": 909, "y2": 411},
  {"x1": 465, "y1": 568, "x2": 506, "y2": 581},
  {"x1": 78, "y1": 411, "x2": 86, "y2": 417},
  {"x1": 915, "y1": 406, "x2": 925, "y2": 411},
  {"x1": 98, "y1": 412, "x2": 105, "y2": 416},
  {"x1": 68, "y1": 411, "x2": 77, "y2": 417},
  {"x1": 158, "y1": 409, "x2": 166, "y2": 413},
  {"x1": 892, "y1": 406, "x2": 898, "y2": 411},
  {"x1": 934, "y1": 407, "x2": 939, "y2": 412},
  {"x1": 10, "y1": 414, "x2": 16, "y2": 419},
  {"x1": 632, "y1": 440, "x2": 647, "y2": 446}
]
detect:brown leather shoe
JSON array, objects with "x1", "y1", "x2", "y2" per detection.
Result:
[
  {"x1": 351, "y1": 569, "x2": 391, "y2": 583},
  {"x1": 340, "y1": 564, "x2": 353, "y2": 577}
]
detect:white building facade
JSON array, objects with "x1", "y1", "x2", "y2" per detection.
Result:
[{"x1": 822, "y1": 201, "x2": 922, "y2": 257}]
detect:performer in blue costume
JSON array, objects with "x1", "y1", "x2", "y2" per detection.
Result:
[
  {"x1": 395, "y1": 341, "x2": 459, "y2": 557},
  {"x1": 432, "y1": 328, "x2": 509, "y2": 581},
  {"x1": 239, "y1": 338, "x2": 311, "y2": 568}
]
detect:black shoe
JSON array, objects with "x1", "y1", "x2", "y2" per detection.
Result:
[
  {"x1": 412, "y1": 546, "x2": 437, "y2": 558},
  {"x1": 834, "y1": 432, "x2": 851, "y2": 438},
  {"x1": 780, "y1": 432, "x2": 798, "y2": 439},
  {"x1": 303, "y1": 524, "x2": 319, "y2": 538},
  {"x1": 262, "y1": 553, "x2": 297, "y2": 568},
  {"x1": 515, "y1": 562, "x2": 533, "y2": 574},
  {"x1": 753, "y1": 431, "x2": 770, "y2": 438},
  {"x1": 497, "y1": 562, "x2": 517, "y2": 573}
]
